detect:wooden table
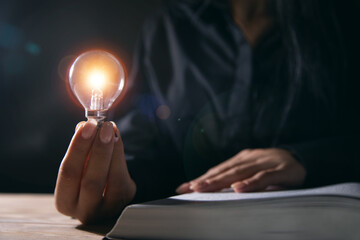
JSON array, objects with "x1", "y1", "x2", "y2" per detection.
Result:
[{"x1": 0, "y1": 194, "x2": 112, "y2": 240}]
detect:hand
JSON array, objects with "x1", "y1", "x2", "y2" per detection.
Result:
[
  {"x1": 176, "y1": 148, "x2": 306, "y2": 193},
  {"x1": 54, "y1": 120, "x2": 136, "y2": 224}
]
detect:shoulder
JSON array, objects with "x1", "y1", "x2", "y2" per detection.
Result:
[
  {"x1": 141, "y1": 0, "x2": 212, "y2": 34},
  {"x1": 136, "y1": 0, "x2": 211, "y2": 52},
  {"x1": 164, "y1": 0, "x2": 210, "y2": 19}
]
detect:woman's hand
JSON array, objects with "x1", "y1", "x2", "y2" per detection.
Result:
[
  {"x1": 176, "y1": 148, "x2": 306, "y2": 194},
  {"x1": 54, "y1": 120, "x2": 136, "y2": 224}
]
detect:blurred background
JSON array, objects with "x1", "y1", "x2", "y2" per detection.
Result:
[{"x1": 0, "y1": 0, "x2": 164, "y2": 193}]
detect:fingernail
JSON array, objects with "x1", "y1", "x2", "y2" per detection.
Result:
[
  {"x1": 75, "y1": 122, "x2": 85, "y2": 132},
  {"x1": 100, "y1": 122, "x2": 113, "y2": 144},
  {"x1": 81, "y1": 119, "x2": 97, "y2": 139},
  {"x1": 111, "y1": 121, "x2": 120, "y2": 142}
]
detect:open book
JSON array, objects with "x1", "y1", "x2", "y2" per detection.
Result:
[{"x1": 106, "y1": 182, "x2": 360, "y2": 240}]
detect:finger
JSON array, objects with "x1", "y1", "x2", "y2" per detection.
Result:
[
  {"x1": 176, "y1": 182, "x2": 193, "y2": 194},
  {"x1": 192, "y1": 154, "x2": 278, "y2": 192},
  {"x1": 110, "y1": 121, "x2": 120, "y2": 142},
  {"x1": 75, "y1": 121, "x2": 86, "y2": 132},
  {"x1": 77, "y1": 121, "x2": 115, "y2": 222},
  {"x1": 55, "y1": 119, "x2": 97, "y2": 216},
  {"x1": 192, "y1": 162, "x2": 261, "y2": 192},
  {"x1": 207, "y1": 156, "x2": 278, "y2": 185},
  {"x1": 231, "y1": 169, "x2": 283, "y2": 193},
  {"x1": 102, "y1": 123, "x2": 135, "y2": 215},
  {"x1": 190, "y1": 149, "x2": 254, "y2": 185}
]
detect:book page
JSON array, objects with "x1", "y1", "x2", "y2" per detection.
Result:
[{"x1": 170, "y1": 182, "x2": 360, "y2": 201}]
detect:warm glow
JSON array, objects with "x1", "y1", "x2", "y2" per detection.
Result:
[
  {"x1": 68, "y1": 50, "x2": 126, "y2": 114},
  {"x1": 89, "y1": 70, "x2": 106, "y2": 89}
]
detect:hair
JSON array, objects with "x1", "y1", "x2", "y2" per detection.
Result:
[{"x1": 268, "y1": 0, "x2": 351, "y2": 144}]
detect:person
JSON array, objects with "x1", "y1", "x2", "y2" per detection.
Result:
[{"x1": 54, "y1": 0, "x2": 360, "y2": 224}]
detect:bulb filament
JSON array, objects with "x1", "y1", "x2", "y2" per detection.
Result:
[{"x1": 90, "y1": 88, "x2": 104, "y2": 110}]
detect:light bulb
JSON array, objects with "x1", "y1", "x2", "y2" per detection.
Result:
[{"x1": 68, "y1": 50, "x2": 125, "y2": 123}]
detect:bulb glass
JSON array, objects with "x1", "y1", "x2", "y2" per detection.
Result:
[{"x1": 68, "y1": 50, "x2": 125, "y2": 122}]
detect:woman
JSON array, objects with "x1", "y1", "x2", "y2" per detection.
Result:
[{"x1": 55, "y1": 0, "x2": 360, "y2": 224}]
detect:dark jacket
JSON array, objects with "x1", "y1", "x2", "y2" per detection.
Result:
[{"x1": 115, "y1": 0, "x2": 360, "y2": 202}]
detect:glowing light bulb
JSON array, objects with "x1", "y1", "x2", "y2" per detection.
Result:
[{"x1": 68, "y1": 50, "x2": 125, "y2": 123}]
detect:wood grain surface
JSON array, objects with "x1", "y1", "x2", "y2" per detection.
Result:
[{"x1": 0, "y1": 194, "x2": 112, "y2": 240}]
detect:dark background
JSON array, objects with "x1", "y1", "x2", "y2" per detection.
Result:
[{"x1": 0, "y1": 0, "x2": 164, "y2": 193}]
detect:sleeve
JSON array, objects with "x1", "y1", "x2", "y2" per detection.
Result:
[
  {"x1": 281, "y1": 37, "x2": 360, "y2": 187},
  {"x1": 280, "y1": 4, "x2": 360, "y2": 188},
  {"x1": 114, "y1": 9, "x2": 186, "y2": 203},
  {"x1": 282, "y1": 135, "x2": 360, "y2": 187}
]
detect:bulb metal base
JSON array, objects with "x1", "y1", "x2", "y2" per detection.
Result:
[{"x1": 86, "y1": 109, "x2": 107, "y2": 124}]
